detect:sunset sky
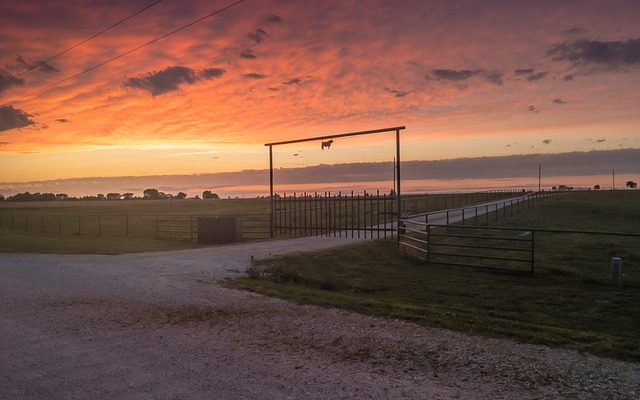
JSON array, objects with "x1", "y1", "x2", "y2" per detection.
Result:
[{"x1": 1, "y1": 0, "x2": 639, "y2": 185}]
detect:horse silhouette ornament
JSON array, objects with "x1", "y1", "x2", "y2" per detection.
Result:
[{"x1": 321, "y1": 139, "x2": 333, "y2": 150}]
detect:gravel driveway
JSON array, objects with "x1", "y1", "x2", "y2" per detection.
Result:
[{"x1": 1, "y1": 235, "x2": 638, "y2": 399}]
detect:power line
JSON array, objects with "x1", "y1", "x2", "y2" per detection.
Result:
[
  {"x1": 13, "y1": 0, "x2": 245, "y2": 102},
  {"x1": 2, "y1": 0, "x2": 164, "y2": 84}
]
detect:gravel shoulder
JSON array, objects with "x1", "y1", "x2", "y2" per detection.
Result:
[{"x1": 1, "y1": 235, "x2": 639, "y2": 399}]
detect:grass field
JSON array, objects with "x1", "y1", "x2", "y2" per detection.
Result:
[
  {"x1": 0, "y1": 197, "x2": 270, "y2": 215},
  {"x1": 0, "y1": 198, "x2": 270, "y2": 253},
  {"x1": 230, "y1": 190, "x2": 640, "y2": 361}
]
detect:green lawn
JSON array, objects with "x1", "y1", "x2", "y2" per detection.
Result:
[{"x1": 230, "y1": 190, "x2": 640, "y2": 361}]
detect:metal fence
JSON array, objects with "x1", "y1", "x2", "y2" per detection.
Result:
[
  {"x1": 399, "y1": 197, "x2": 640, "y2": 285},
  {"x1": 272, "y1": 189, "x2": 533, "y2": 239},
  {"x1": 273, "y1": 190, "x2": 397, "y2": 239},
  {"x1": 0, "y1": 212, "x2": 271, "y2": 242}
]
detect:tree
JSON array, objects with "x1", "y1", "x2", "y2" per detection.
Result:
[
  {"x1": 176, "y1": 192, "x2": 187, "y2": 199},
  {"x1": 143, "y1": 188, "x2": 160, "y2": 200},
  {"x1": 121, "y1": 193, "x2": 134, "y2": 200},
  {"x1": 627, "y1": 181, "x2": 638, "y2": 189},
  {"x1": 593, "y1": 184, "x2": 600, "y2": 190},
  {"x1": 55, "y1": 193, "x2": 69, "y2": 201},
  {"x1": 106, "y1": 193, "x2": 121, "y2": 200},
  {"x1": 0, "y1": 194, "x2": 4, "y2": 201},
  {"x1": 202, "y1": 190, "x2": 220, "y2": 199}
]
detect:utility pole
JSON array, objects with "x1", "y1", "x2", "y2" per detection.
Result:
[
  {"x1": 612, "y1": 169, "x2": 615, "y2": 190},
  {"x1": 538, "y1": 164, "x2": 541, "y2": 192}
]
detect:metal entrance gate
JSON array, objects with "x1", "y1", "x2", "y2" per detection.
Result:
[{"x1": 273, "y1": 190, "x2": 397, "y2": 239}]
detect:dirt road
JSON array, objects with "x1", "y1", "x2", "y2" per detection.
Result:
[{"x1": 1, "y1": 235, "x2": 638, "y2": 399}]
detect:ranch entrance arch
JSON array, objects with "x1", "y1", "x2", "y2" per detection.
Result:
[{"x1": 265, "y1": 126, "x2": 405, "y2": 239}]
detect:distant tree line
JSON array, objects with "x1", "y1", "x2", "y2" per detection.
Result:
[{"x1": 0, "y1": 189, "x2": 221, "y2": 202}]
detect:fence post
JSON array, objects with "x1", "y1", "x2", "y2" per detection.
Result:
[
  {"x1": 446, "y1": 210, "x2": 450, "y2": 225},
  {"x1": 530, "y1": 230, "x2": 535, "y2": 275},
  {"x1": 426, "y1": 224, "x2": 431, "y2": 264}
]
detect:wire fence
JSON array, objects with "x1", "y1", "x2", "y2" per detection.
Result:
[
  {"x1": 401, "y1": 189, "x2": 527, "y2": 215},
  {"x1": 0, "y1": 213, "x2": 272, "y2": 242}
]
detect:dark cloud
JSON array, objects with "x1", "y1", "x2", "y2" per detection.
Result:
[
  {"x1": 528, "y1": 105, "x2": 538, "y2": 112},
  {"x1": 243, "y1": 72, "x2": 267, "y2": 79},
  {"x1": 268, "y1": 87, "x2": 280, "y2": 91},
  {"x1": 240, "y1": 50, "x2": 256, "y2": 59},
  {"x1": 266, "y1": 14, "x2": 282, "y2": 23},
  {"x1": 125, "y1": 66, "x2": 224, "y2": 96},
  {"x1": 125, "y1": 66, "x2": 197, "y2": 95},
  {"x1": 428, "y1": 69, "x2": 503, "y2": 85},
  {"x1": 542, "y1": 139, "x2": 552, "y2": 144},
  {"x1": 283, "y1": 78, "x2": 301, "y2": 85},
  {"x1": 0, "y1": 68, "x2": 25, "y2": 94},
  {"x1": 514, "y1": 68, "x2": 534, "y2": 75},
  {"x1": 552, "y1": 98, "x2": 567, "y2": 104},
  {"x1": 595, "y1": 138, "x2": 606, "y2": 143},
  {"x1": 247, "y1": 28, "x2": 269, "y2": 44},
  {"x1": 513, "y1": 68, "x2": 547, "y2": 82},
  {"x1": 526, "y1": 71, "x2": 548, "y2": 81},
  {"x1": 55, "y1": 118, "x2": 70, "y2": 123},
  {"x1": 15, "y1": 54, "x2": 59, "y2": 74},
  {"x1": 547, "y1": 38, "x2": 640, "y2": 69},
  {"x1": 384, "y1": 87, "x2": 409, "y2": 97},
  {"x1": 0, "y1": 105, "x2": 35, "y2": 132},
  {"x1": 200, "y1": 68, "x2": 226, "y2": 79},
  {"x1": 563, "y1": 74, "x2": 574, "y2": 81},
  {"x1": 563, "y1": 27, "x2": 588, "y2": 35},
  {"x1": 0, "y1": 141, "x2": 8, "y2": 145},
  {"x1": 431, "y1": 69, "x2": 479, "y2": 81}
]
